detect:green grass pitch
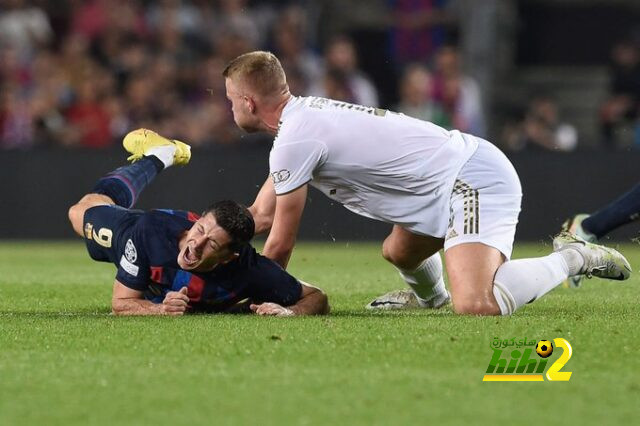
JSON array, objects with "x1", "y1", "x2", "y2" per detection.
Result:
[{"x1": 1, "y1": 241, "x2": 639, "y2": 425}]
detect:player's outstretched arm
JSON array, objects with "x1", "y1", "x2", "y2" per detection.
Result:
[
  {"x1": 248, "y1": 177, "x2": 277, "y2": 235},
  {"x1": 262, "y1": 184, "x2": 308, "y2": 268},
  {"x1": 111, "y1": 280, "x2": 189, "y2": 316},
  {"x1": 250, "y1": 281, "x2": 329, "y2": 316}
]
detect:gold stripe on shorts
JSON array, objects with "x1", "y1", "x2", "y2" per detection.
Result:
[{"x1": 453, "y1": 179, "x2": 479, "y2": 235}]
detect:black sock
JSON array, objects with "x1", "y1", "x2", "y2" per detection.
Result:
[{"x1": 583, "y1": 183, "x2": 640, "y2": 238}]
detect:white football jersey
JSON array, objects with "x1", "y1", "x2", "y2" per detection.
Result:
[{"x1": 269, "y1": 96, "x2": 479, "y2": 237}]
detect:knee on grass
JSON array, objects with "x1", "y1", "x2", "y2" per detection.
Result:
[{"x1": 452, "y1": 299, "x2": 502, "y2": 316}]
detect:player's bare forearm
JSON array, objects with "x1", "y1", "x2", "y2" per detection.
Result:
[
  {"x1": 249, "y1": 206, "x2": 274, "y2": 235},
  {"x1": 111, "y1": 280, "x2": 189, "y2": 316},
  {"x1": 262, "y1": 238, "x2": 294, "y2": 269},
  {"x1": 249, "y1": 282, "x2": 329, "y2": 316},
  {"x1": 289, "y1": 282, "x2": 329, "y2": 315},
  {"x1": 249, "y1": 177, "x2": 276, "y2": 235},
  {"x1": 111, "y1": 298, "x2": 167, "y2": 316},
  {"x1": 262, "y1": 185, "x2": 307, "y2": 268}
]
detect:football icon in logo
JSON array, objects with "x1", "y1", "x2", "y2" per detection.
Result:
[{"x1": 536, "y1": 340, "x2": 554, "y2": 358}]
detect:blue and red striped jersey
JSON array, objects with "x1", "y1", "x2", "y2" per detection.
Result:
[{"x1": 84, "y1": 207, "x2": 301, "y2": 313}]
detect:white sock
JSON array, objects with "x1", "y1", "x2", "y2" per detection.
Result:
[
  {"x1": 147, "y1": 145, "x2": 176, "y2": 169},
  {"x1": 557, "y1": 247, "x2": 585, "y2": 276},
  {"x1": 492, "y1": 252, "x2": 574, "y2": 315},
  {"x1": 397, "y1": 253, "x2": 447, "y2": 304}
]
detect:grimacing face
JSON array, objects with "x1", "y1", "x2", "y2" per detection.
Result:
[
  {"x1": 224, "y1": 77, "x2": 262, "y2": 133},
  {"x1": 177, "y1": 213, "x2": 236, "y2": 272}
]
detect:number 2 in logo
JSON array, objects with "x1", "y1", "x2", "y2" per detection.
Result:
[{"x1": 545, "y1": 338, "x2": 573, "y2": 381}]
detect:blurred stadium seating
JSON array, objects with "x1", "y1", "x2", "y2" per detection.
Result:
[
  {"x1": 1, "y1": 0, "x2": 639, "y2": 149},
  {"x1": 2, "y1": 0, "x2": 640, "y2": 240}
]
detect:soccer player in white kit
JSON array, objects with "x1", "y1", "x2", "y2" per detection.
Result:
[{"x1": 222, "y1": 51, "x2": 631, "y2": 316}]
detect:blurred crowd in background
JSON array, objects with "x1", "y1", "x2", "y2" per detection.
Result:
[{"x1": 1, "y1": 0, "x2": 640, "y2": 151}]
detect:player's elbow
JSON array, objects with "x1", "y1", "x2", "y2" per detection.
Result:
[
  {"x1": 111, "y1": 302, "x2": 123, "y2": 316},
  {"x1": 111, "y1": 306, "x2": 133, "y2": 316},
  {"x1": 316, "y1": 291, "x2": 330, "y2": 315},
  {"x1": 248, "y1": 205, "x2": 273, "y2": 235},
  {"x1": 295, "y1": 286, "x2": 330, "y2": 315},
  {"x1": 111, "y1": 299, "x2": 129, "y2": 316},
  {"x1": 255, "y1": 215, "x2": 273, "y2": 235}
]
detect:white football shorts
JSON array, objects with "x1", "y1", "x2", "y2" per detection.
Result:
[{"x1": 443, "y1": 137, "x2": 522, "y2": 259}]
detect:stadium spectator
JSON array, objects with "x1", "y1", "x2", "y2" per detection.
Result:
[
  {"x1": 58, "y1": 34, "x2": 95, "y2": 90},
  {"x1": 70, "y1": 0, "x2": 110, "y2": 41},
  {"x1": 0, "y1": 83, "x2": 34, "y2": 149},
  {"x1": 502, "y1": 95, "x2": 578, "y2": 152},
  {"x1": 599, "y1": 39, "x2": 640, "y2": 149},
  {"x1": 63, "y1": 67, "x2": 113, "y2": 148},
  {"x1": 210, "y1": 0, "x2": 262, "y2": 61},
  {"x1": 184, "y1": 53, "x2": 242, "y2": 145},
  {"x1": 309, "y1": 35, "x2": 379, "y2": 107},
  {"x1": 0, "y1": 0, "x2": 52, "y2": 60},
  {"x1": 321, "y1": 68, "x2": 357, "y2": 103},
  {"x1": 395, "y1": 63, "x2": 449, "y2": 128},
  {"x1": 272, "y1": 5, "x2": 323, "y2": 95},
  {"x1": 432, "y1": 45, "x2": 485, "y2": 137},
  {"x1": 387, "y1": 0, "x2": 456, "y2": 68},
  {"x1": 0, "y1": 1, "x2": 386, "y2": 149},
  {"x1": 70, "y1": 0, "x2": 147, "y2": 43},
  {"x1": 122, "y1": 72, "x2": 156, "y2": 128},
  {"x1": 145, "y1": 0, "x2": 203, "y2": 40},
  {"x1": 29, "y1": 49, "x2": 68, "y2": 145},
  {"x1": 0, "y1": 44, "x2": 30, "y2": 90}
]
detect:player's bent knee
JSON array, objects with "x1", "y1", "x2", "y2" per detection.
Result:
[
  {"x1": 382, "y1": 245, "x2": 409, "y2": 268},
  {"x1": 68, "y1": 194, "x2": 115, "y2": 237},
  {"x1": 381, "y1": 242, "x2": 417, "y2": 270},
  {"x1": 68, "y1": 204, "x2": 86, "y2": 236},
  {"x1": 452, "y1": 299, "x2": 500, "y2": 316},
  {"x1": 381, "y1": 243, "x2": 393, "y2": 263}
]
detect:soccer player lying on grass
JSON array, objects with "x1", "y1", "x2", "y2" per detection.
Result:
[{"x1": 67, "y1": 129, "x2": 329, "y2": 316}]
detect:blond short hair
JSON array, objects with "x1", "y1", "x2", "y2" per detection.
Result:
[{"x1": 223, "y1": 51, "x2": 288, "y2": 98}]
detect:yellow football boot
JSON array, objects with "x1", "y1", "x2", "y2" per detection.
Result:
[{"x1": 122, "y1": 128, "x2": 191, "y2": 166}]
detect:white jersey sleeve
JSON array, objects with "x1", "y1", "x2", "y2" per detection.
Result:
[
  {"x1": 269, "y1": 96, "x2": 480, "y2": 237},
  {"x1": 269, "y1": 140, "x2": 326, "y2": 194}
]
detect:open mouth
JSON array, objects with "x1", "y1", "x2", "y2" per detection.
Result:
[{"x1": 182, "y1": 246, "x2": 199, "y2": 267}]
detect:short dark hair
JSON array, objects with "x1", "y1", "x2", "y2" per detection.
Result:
[{"x1": 202, "y1": 200, "x2": 255, "y2": 252}]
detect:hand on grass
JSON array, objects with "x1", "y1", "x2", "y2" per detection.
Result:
[{"x1": 250, "y1": 302, "x2": 294, "y2": 316}]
